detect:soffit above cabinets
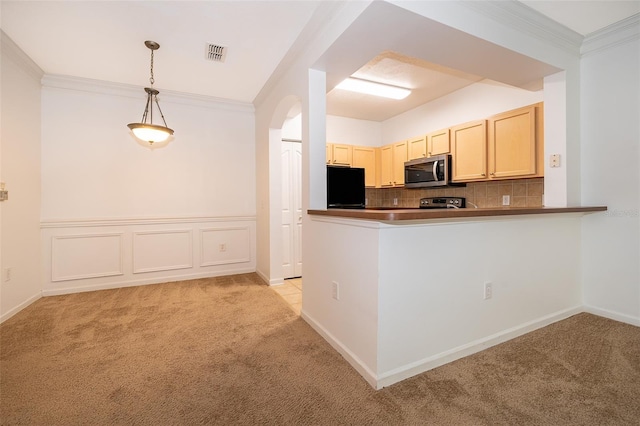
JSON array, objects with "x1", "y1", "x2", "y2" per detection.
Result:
[{"x1": 326, "y1": 51, "x2": 485, "y2": 122}]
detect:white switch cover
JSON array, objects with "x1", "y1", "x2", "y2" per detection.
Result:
[
  {"x1": 331, "y1": 281, "x2": 339, "y2": 300},
  {"x1": 550, "y1": 154, "x2": 561, "y2": 168},
  {"x1": 502, "y1": 195, "x2": 510, "y2": 206}
]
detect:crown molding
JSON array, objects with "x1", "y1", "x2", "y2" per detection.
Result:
[
  {"x1": 1, "y1": 30, "x2": 44, "y2": 82},
  {"x1": 459, "y1": 0, "x2": 583, "y2": 57},
  {"x1": 581, "y1": 13, "x2": 640, "y2": 57},
  {"x1": 41, "y1": 74, "x2": 254, "y2": 114}
]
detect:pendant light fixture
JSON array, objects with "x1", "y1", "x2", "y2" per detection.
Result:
[{"x1": 127, "y1": 40, "x2": 174, "y2": 145}]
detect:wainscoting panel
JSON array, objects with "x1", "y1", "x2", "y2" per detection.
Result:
[
  {"x1": 133, "y1": 230, "x2": 193, "y2": 274},
  {"x1": 41, "y1": 216, "x2": 256, "y2": 295},
  {"x1": 52, "y1": 233, "x2": 124, "y2": 282},
  {"x1": 200, "y1": 226, "x2": 251, "y2": 267}
]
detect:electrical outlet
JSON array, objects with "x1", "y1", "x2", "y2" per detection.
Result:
[
  {"x1": 331, "y1": 281, "x2": 339, "y2": 300},
  {"x1": 219, "y1": 243, "x2": 226, "y2": 252},
  {"x1": 393, "y1": 198, "x2": 398, "y2": 206},
  {"x1": 502, "y1": 195, "x2": 510, "y2": 206},
  {"x1": 550, "y1": 154, "x2": 561, "y2": 168},
  {"x1": 484, "y1": 282, "x2": 492, "y2": 300}
]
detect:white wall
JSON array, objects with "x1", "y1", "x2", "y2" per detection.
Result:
[
  {"x1": 326, "y1": 115, "x2": 382, "y2": 147},
  {"x1": 376, "y1": 215, "x2": 583, "y2": 386},
  {"x1": 39, "y1": 76, "x2": 257, "y2": 295},
  {"x1": 581, "y1": 31, "x2": 640, "y2": 325},
  {"x1": 0, "y1": 33, "x2": 43, "y2": 321},
  {"x1": 304, "y1": 214, "x2": 585, "y2": 388},
  {"x1": 382, "y1": 80, "x2": 543, "y2": 144},
  {"x1": 303, "y1": 216, "x2": 380, "y2": 383},
  {"x1": 41, "y1": 77, "x2": 255, "y2": 219},
  {"x1": 282, "y1": 113, "x2": 302, "y2": 140}
]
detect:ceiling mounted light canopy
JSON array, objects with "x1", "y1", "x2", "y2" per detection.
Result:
[
  {"x1": 335, "y1": 77, "x2": 411, "y2": 100},
  {"x1": 127, "y1": 40, "x2": 174, "y2": 145}
]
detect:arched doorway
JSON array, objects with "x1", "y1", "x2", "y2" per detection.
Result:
[{"x1": 266, "y1": 96, "x2": 302, "y2": 285}]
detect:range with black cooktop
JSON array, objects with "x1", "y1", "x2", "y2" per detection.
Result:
[{"x1": 419, "y1": 197, "x2": 466, "y2": 209}]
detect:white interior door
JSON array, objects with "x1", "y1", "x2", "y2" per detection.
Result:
[{"x1": 281, "y1": 141, "x2": 302, "y2": 278}]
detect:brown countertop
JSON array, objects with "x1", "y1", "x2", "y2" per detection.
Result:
[{"x1": 308, "y1": 206, "x2": 607, "y2": 221}]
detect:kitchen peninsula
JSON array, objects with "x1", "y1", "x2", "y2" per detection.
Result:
[
  {"x1": 303, "y1": 205, "x2": 607, "y2": 389},
  {"x1": 309, "y1": 205, "x2": 606, "y2": 221}
]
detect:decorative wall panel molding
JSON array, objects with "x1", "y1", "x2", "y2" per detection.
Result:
[
  {"x1": 51, "y1": 233, "x2": 124, "y2": 282},
  {"x1": 41, "y1": 216, "x2": 256, "y2": 295},
  {"x1": 200, "y1": 226, "x2": 251, "y2": 267},
  {"x1": 133, "y1": 230, "x2": 193, "y2": 274}
]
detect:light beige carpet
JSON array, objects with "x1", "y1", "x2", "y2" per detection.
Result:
[{"x1": 1, "y1": 273, "x2": 639, "y2": 425}]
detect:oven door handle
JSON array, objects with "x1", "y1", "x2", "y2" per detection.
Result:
[{"x1": 432, "y1": 161, "x2": 439, "y2": 182}]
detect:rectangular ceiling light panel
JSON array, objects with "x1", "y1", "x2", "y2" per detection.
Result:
[{"x1": 336, "y1": 77, "x2": 411, "y2": 100}]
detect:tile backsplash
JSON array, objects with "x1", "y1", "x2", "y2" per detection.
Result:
[{"x1": 366, "y1": 178, "x2": 544, "y2": 208}]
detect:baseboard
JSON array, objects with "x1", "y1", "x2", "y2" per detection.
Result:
[
  {"x1": 301, "y1": 310, "x2": 379, "y2": 389},
  {"x1": 42, "y1": 267, "x2": 255, "y2": 296},
  {"x1": 584, "y1": 305, "x2": 640, "y2": 327},
  {"x1": 376, "y1": 305, "x2": 584, "y2": 389},
  {"x1": 0, "y1": 292, "x2": 42, "y2": 324},
  {"x1": 255, "y1": 269, "x2": 284, "y2": 286}
]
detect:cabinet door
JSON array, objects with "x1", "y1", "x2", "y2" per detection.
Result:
[
  {"x1": 352, "y1": 146, "x2": 377, "y2": 188},
  {"x1": 392, "y1": 141, "x2": 407, "y2": 186},
  {"x1": 380, "y1": 145, "x2": 394, "y2": 187},
  {"x1": 326, "y1": 144, "x2": 332, "y2": 165},
  {"x1": 407, "y1": 136, "x2": 427, "y2": 160},
  {"x1": 428, "y1": 129, "x2": 450, "y2": 156},
  {"x1": 331, "y1": 144, "x2": 352, "y2": 166},
  {"x1": 488, "y1": 105, "x2": 536, "y2": 179},
  {"x1": 451, "y1": 120, "x2": 487, "y2": 182}
]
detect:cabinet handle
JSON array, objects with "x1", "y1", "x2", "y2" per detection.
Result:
[
  {"x1": 427, "y1": 152, "x2": 431, "y2": 156},
  {"x1": 490, "y1": 172, "x2": 495, "y2": 176},
  {"x1": 481, "y1": 173, "x2": 486, "y2": 177}
]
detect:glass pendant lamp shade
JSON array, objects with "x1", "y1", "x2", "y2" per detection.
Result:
[
  {"x1": 128, "y1": 123, "x2": 174, "y2": 143},
  {"x1": 128, "y1": 41, "x2": 174, "y2": 145},
  {"x1": 127, "y1": 87, "x2": 174, "y2": 144}
]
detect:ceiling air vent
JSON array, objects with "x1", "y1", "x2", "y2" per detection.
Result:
[{"x1": 206, "y1": 43, "x2": 227, "y2": 63}]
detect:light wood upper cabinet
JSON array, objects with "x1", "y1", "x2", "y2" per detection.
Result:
[
  {"x1": 407, "y1": 136, "x2": 427, "y2": 160},
  {"x1": 488, "y1": 104, "x2": 540, "y2": 179},
  {"x1": 427, "y1": 128, "x2": 450, "y2": 156},
  {"x1": 451, "y1": 120, "x2": 487, "y2": 182},
  {"x1": 352, "y1": 146, "x2": 377, "y2": 188},
  {"x1": 392, "y1": 141, "x2": 407, "y2": 186},
  {"x1": 380, "y1": 145, "x2": 394, "y2": 187},
  {"x1": 330, "y1": 143, "x2": 352, "y2": 166},
  {"x1": 380, "y1": 141, "x2": 408, "y2": 187}
]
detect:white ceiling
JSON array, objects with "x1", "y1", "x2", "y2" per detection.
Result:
[
  {"x1": 0, "y1": 1, "x2": 322, "y2": 102},
  {"x1": 2, "y1": 1, "x2": 638, "y2": 121}
]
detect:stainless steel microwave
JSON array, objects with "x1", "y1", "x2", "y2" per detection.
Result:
[{"x1": 404, "y1": 154, "x2": 463, "y2": 188}]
